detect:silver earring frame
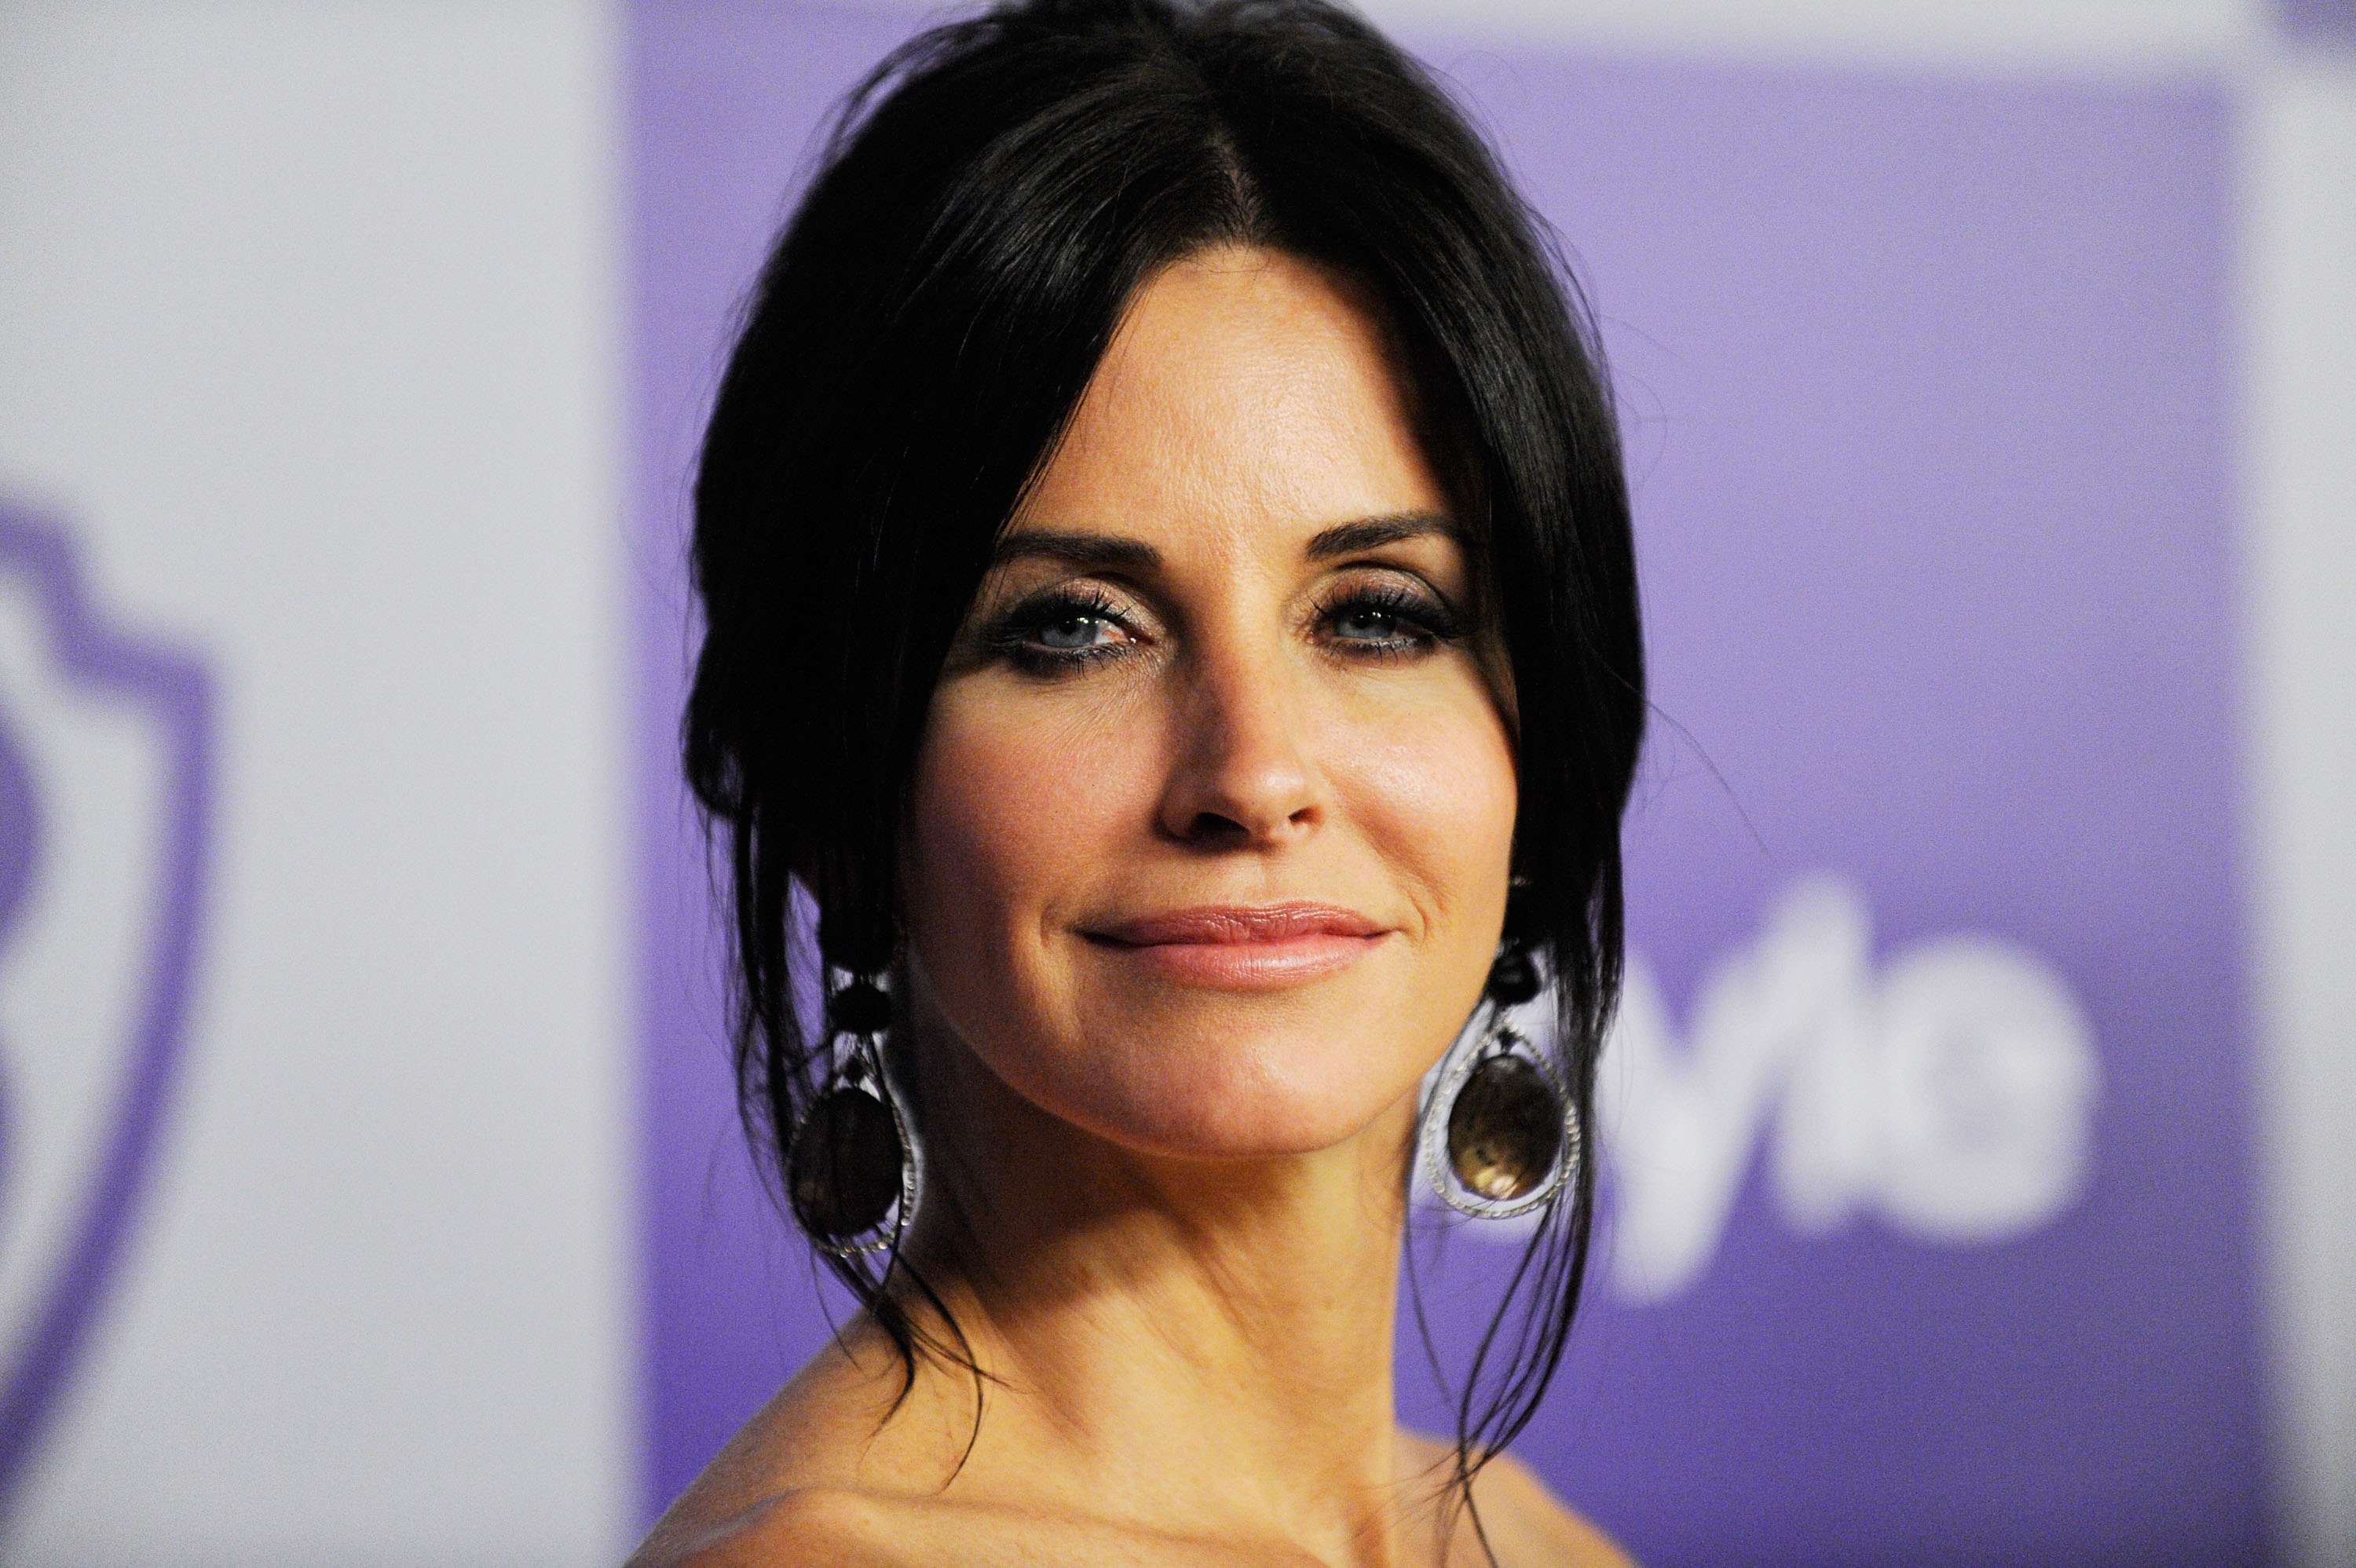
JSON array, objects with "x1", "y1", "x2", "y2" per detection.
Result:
[
  {"x1": 788, "y1": 981, "x2": 924, "y2": 1258},
  {"x1": 1417, "y1": 1004, "x2": 1580, "y2": 1221}
]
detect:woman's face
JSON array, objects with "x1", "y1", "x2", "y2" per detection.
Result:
[{"x1": 902, "y1": 245, "x2": 1518, "y2": 1164}]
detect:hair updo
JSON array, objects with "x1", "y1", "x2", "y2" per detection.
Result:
[{"x1": 685, "y1": 0, "x2": 1644, "y2": 1499}]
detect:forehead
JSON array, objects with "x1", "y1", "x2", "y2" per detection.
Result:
[{"x1": 1012, "y1": 246, "x2": 1450, "y2": 555}]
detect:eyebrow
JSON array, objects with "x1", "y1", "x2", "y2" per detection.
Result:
[
  {"x1": 990, "y1": 530, "x2": 1162, "y2": 571},
  {"x1": 990, "y1": 510, "x2": 1458, "y2": 572},
  {"x1": 1304, "y1": 510, "x2": 1459, "y2": 560}
]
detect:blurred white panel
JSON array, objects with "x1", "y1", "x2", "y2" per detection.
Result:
[
  {"x1": 2248, "y1": 50, "x2": 2356, "y2": 1568},
  {"x1": 0, "y1": 1, "x2": 630, "y2": 1563}
]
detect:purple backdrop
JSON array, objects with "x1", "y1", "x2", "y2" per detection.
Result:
[
  {"x1": 2278, "y1": 0, "x2": 2356, "y2": 48},
  {"x1": 630, "y1": 6, "x2": 2262, "y2": 1561}
]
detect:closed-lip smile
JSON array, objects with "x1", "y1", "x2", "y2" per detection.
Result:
[{"x1": 1083, "y1": 901, "x2": 1388, "y2": 988}]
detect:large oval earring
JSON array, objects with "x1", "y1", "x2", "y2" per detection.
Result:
[
  {"x1": 1418, "y1": 942, "x2": 1579, "y2": 1220},
  {"x1": 787, "y1": 974, "x2": 921, "y2": 1255}
]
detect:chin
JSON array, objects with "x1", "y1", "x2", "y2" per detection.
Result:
[{"x1": 1048, "y1": 1008, "x2": 1425, "y2": 1161}]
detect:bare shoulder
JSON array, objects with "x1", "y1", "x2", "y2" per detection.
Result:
[
  {"x1": 627, "y1": 1484, "x2": 875, "y2": 1568},
  {"x1": 1402, "y1": 1432, "x2": 1637, "y2": 1568},
  {"x1": 631, "y1": 1331, "x2": 1322, "y2": 1568},
  {"x1": 1471, "y1": 1451, "x2": 1637, "y2": 1568},
  {"x1": 633, "y1": 1485, "x2": 1324, "y2": 1568},
  {"x1": 628, "y1": 1326, "x2": 938, "y2": 1568}
]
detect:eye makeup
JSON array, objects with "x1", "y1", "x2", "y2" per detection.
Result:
[
  {"x1": 977, "y1": 567, "x2": 1469, "y2": 678},
  {"x1": 979, "y1": 583, "x2": 1143, "y2": 677},
  {"x1": 1306, "y1": 576, "x2": 1468, "y2": 660}
]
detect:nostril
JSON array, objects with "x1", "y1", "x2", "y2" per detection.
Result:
[{"x1": 1186, "y1": 810, "x2": 1251, "y2": 844}]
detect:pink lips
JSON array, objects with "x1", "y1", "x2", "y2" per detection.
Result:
[{"x1": 1085, "y1": 902, "x2": 1388, "y2": 989}]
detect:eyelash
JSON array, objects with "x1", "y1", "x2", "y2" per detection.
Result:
[
  {"x1": 983, "y1": 585, "x2": 1136, "y2": 676},
  {"x1": 983, "y1": 579, "x2": 1468, "y2": 677},
  {"x1": 1312, "y1": 581, "x2": 1469, "y2": 659}
]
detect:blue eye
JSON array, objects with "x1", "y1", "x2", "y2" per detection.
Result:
[
  {"x1": 1320, "y1": 585, "x2": 1464, "y2": 654},
  {"x1": 1036, "y1": 612, "x2": 1114, "y2": 650},
  {"x1": 984, "y1": 587, "x2": 1137, "y2": 674},
  {"x1": 1332, "y1": 605, "x2": 1405, "y2": 642}
]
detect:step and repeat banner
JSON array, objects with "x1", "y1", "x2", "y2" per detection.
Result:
[
  {"x1": 631, "y1": 7, "x2": 2256, "y2": 1565},
  {"x1": 2, "y1": 2, "x2": 2351, "y2": 1563},
  {"x1": 0, "y1": 5, "x2": 632, "y2": 1563}
]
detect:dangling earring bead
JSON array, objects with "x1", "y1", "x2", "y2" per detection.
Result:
[
  {"x1": 788, "y1": 974, "x2": 919, "y2": 1255},
  {"x1": 826, "y1": 978, "x2": 892, "y2": 1037},
  {"x1": 1418, "y1": 940, "x2": 1579, "y2": 1218},
  {"x1": 1485, "y1": 947, "x2": 1542, "y2": 1007}
]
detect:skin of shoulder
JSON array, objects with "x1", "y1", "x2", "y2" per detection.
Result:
[
  {"x1": 630, "y1": 1331, "x2": 1323, "y2": 1568},
  {"x1": 1400, "y1": 1431, "x2": 1637, "y2": 1568},
  {"x1": 629, "y1": 1329, "x2": 918, "y2": 1565},
  {"x1": 635, "y1": 1392, "x2": 1633, "y2": 1568},
  {"x1": 631, "y1": 1486, "x2": 1331, "y2": 1568}
]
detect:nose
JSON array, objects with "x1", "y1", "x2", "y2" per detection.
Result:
[{"x1": 1155, "y1": 641, "x2": 1325, "y2": 848}]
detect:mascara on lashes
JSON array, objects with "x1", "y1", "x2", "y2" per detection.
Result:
[{"x1": 982, "y1": 577, "x2": 1469, "y2": 676}]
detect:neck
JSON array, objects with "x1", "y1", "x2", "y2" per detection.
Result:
[{"x1": 886, "y1": 1021, "x2": 1430, "y2": 1564}]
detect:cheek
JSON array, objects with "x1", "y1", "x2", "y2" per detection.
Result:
[
  {"x1": 902, "y1": 685, "x2": 1145, "y2": 1018},
  {"x1": 1330, "y1": 680, "x2": 1519, "y2": 944}
]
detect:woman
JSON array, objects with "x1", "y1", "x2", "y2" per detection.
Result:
[{"x1": 635, "y1": 0, "x2": 1644, "y2": 1562}]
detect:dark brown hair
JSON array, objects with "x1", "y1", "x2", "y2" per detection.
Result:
[{"x1": 684, "y1": 0, "x2": 1644, "y2": 1540}]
